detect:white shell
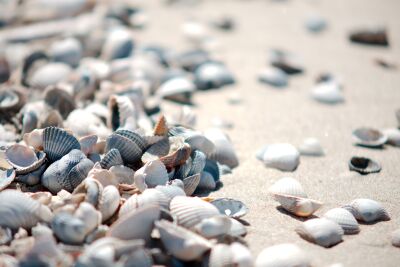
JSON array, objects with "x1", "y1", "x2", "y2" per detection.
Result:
[
  {"x1": 342, "y1": 198, "x2": 390, "y2": 223},
  {"x1": 305, "y1": 14, "x2": 327, "y2": 33},
  {"x1": 273, "y1": 194, "x2": 322, "y2": 217},
  {"x1": 158, "y1": 77, "x2": 196, "y2": 99},
  {"x1": 119, "y1": 188, "x2": 169, "y2": 217},
  {"x1": 298, "y1": 138, "x2": 324, "y2": 156},
  {"x1": 383, "y1": 128, "x2": 400, "y2": 147},
  {"x1": 258, "y1": 67, "x2": 288, "y2": 87},
  {"x1": 193, "y1": 215, "x2": 232, "y2": 238},
  {"x1": 323, "y1": 208, "x2": 360, "y2": 234},
  {"x1": 255, "y1": 243, "x2": 311, "y2": 267},
  {"x1": 259, "y1": 143, "x2": 300, "y2": 172},
  {"x1": 29, "y1": 62, "x2": 72, "y2": 89},
  {"x1": 98, "y1": 185, "x2": 120, "y2": 222},
  {"x1": 209, "y1": 243, "x2": 253, "y2": 267},
  {"x1": 311, "y1": 82, "x2": 344, "y2": 104},
  {"x1": 268, "y1": 177, "x2": 307, "y2": 198},
  {"x1": 50, "y1": 37, "x2": 82, "y2": 67},
  {"x1": 391, "y1": 229, "x2": 400, "y2": 247},
  {"x1": 204, "y1": 128, "x2": 239, "y2": 168},
  {"x1": 228, "y1": 217, "x2": 247, "y2": 237},
  {"x1": 296, "y1": 218, "x2": 343, "y2": 247},
  {"x1": 109, "y1": 165, "x2": 134, "y2": 184},
  {"x1": 211, "y1": 198, "x2": 248, "y2": 218},
  {"x1": 74, "y1": 202, "x2": 101, "y2": 235},
  {"x1": 134, "y1": 159, "x2": 169, "y2": 192}
]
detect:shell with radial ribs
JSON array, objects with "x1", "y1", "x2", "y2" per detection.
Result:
[{"x1": 342, "y1": 199, "x2": 390, "y2": 223}]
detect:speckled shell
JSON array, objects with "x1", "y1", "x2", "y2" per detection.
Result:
[
  {"x1": 323, "y1": 208, "x2": 360, "y2": 234},
  {"x1": 134, "y1": 159, "x2": 169, "y2": 192},
  {"x1": 43, "y1": 127, "x2": 81, "y2": 162},
  {"x1": 348, "y1": 156, "x2": 381, "y2": 174},
  {"x1": 119, "y1": 188, "x2": 169, "y2": 217},
  {"x1": 170, "y1": 196, "x2": 220, "y2": 229},
  {"x1": 5, "y1": 144, "x2": 46, "y2": 174},
  {"x1": 255, "y1": 243, "x2": 311, "y2": 267},
  {"x1": 155, "y1": 220, "x2": 212, "y2": 261},
  {"x1": 0, "y1": 169, "x2": 15, "y2": 191},
  {"x1": 342, "y1": 199, "x2": 390, "y2": 223},
  {"x1": 183, "y1": 173, "x2": 201, "y2": 195},
  {"x1": 352, "y1": 127, "x2": 387, "y2": 148},
  {"x1": 209, "y1": 243, "x2": 253, "y2": 267},
  {"x1": 99, "y1": 185, "x2": 120, "y2": 222},
  {"x1": 273, "y1": 194, "x2": 322, "y2": 217},
  {"x1": 0, "y1": 190, "x2": 53, "y2": 230},
  {"x1": 296, "y1": 218, "x2": 344, "y2": 248},
  {"x1": 268, "y1": 177, "x2": 308, "y2": 198},
  {"x1": 211, "y1": 198, "x2": 249, "y2": 218},
  {"x1": 100, "y1": 148, "x2": 123, "y2": 169}
]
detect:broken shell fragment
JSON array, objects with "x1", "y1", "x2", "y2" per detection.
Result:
[
  {"x1": 296, "y1": 218, "x2": 344, "y2": 248},
  {"x1": 0, "y1": 169, "x2": 15, "y2": 191},
  {"x1": 348, "y1": 156, "x2": 381, "y2": 174}
]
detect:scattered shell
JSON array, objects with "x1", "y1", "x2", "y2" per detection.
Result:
[
  {"x1": 269, "y1": 49, "x2": 304, "y2": 75},
  {"x1": 296, "y1": 218, "x2": 344, "y2": 247},
  {"x1": 349, "y1": 28, "x2": 389, "y2": 46},
  {"x1": 204, "y1": 128, "x2": 238, "y2": 168},
  {"x1": 298, "y1": 138, "x2": 325, "y2": 156},
  {"x1": 211, "y1": 198, "x2": 249, "y2": 218},
  {"x1": 258, "y1": 67, "x2": 288, "y2": 87},
  {"x1": 197, "y1": 171, "x2": 217, "y2": 191},
  {"x1": 342, "y1": 199, "x2": 390, "y2": 223},
  {"x1": 311, "y1": 81, "x2": 344, "y2": 104},
  {"x1": 28, "y1": 62, "x2": 72, "y2": 89},
  {"x1": 50, "y1": 37, "x2": 82, "y2": 67},
  {"x1": 228, "y1": 218, "x2": 247, "y2": 237},
  {"x1": 5, "y1": 144, "x2": 46, "y2": 174},
  {"x1": 258, "y1": 143, "x2": 300, "y2": 172},
  {"x1": 273, "y1": 194, "x2": 322, "y2": 217},
  {"x1": 383, "y1": 128, "x2": 400, "y2": 147},
  {"x1": 43, "y1": 127, "x2": 81, "y2": 163},
  {"x1": 101, "y1": 28, "x2": 133, "y2": 61},
  {"x1": 348, "y1": 156, "x2": 381, "y2": 174},
  {"x1": 391, "y1": 229, "x2": 400, "y2": 248},
  {"x1": 51, "y1": 212, "x2": 86, "y2": 245},
  {"x1": 0, "y1": 227, "x2": 12, "y2": 245},
  {"x1": 323, "y1": 208, "x2": 360, "y2": 234},
  {"x1": 305, "y1": 15, "x2": 327, "y2": 33},
  {"x1": 255, "y1": 243, "x2": 311, "y2": 267},
  {"x1": 157, "y1": 77, "x2": 196, "y2": 103},
  {"x1": 352, "y1": 127, "x2": 387, "y2": 147},
  {"x1": 268, "y1": 177, "x2": 307, "y2": 198},
  {"x1": 193, "y1": 215, "x2": 232, "y2": 239},
  {"x1": 195, "y1": 62, "x2": 235, "y2": 90},
  {"x1": 105, "y1": 132, "x2": 143, "y2": 165}
]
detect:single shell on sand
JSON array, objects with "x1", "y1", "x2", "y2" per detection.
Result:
[
  {"x1": 273, "y1": 194, "x2": 322, "y2": 217},
  {"x1": 348, "y1": 156, "x2": 381, "y2": 174},
  {"x1": 268, "y1": 177, "x2": 307, "y2": 198},
  {"x1": 255, "y1": 243, "x2": 311, "y2": 267},
  {"x1": 311, "y1": 81, "x2": 344, "y2": 104},
  {"x1": 258, "y1": 143, "x2": 300, "y2": 172},
  {"x1": 323, "y1": 208, "x2": 360, "y2": 234},
  {"x1": 258, "y1": 67, "x2": 288, "y2": 87},
  {"x1": 352, "y1": 127, "x2": 387, "y2": 148},
  {"x1": 269, "y1": 49, "x2": 304, "y2": 75},
  {"x1": 296, "y1": 218, "x2": 344, "y2": 248},
  {"x1": 342, "y1": 198, "x2": 390, "y2": 223},
  {"x1": 211, "y1": 198, "x2": 248, "y2": 218},
  {"x1": 391, "y1": 229, "x2": 400, "y2": 247},
  {"x1": 298, "y1": 138, "x2": 324, "y2": 156}
]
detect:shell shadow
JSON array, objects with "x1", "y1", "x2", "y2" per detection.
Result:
[
  {"x1": 358, "y1": 220, "x2": 390, "y2": 226},
  {"x1": 276, "y1": 206, "x2": 319, "y2": 222},
  {"x1": 355, "y1": 144, "x2": 386, "y2": 150},
  {"x1": 235, "y1": 218, "x2": 251, "y2": 226}
]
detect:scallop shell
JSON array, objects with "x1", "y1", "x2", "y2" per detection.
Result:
[
  {"x1": 155, "y1": 219, "x2": 212, "y2": 261},
  {"x1": 296, "y1": 218, "x2": 344, "y2": 247},
  {"x1": 105, "y1": 133, "x2": 143, "y2": 165},
  {"x1": 211, "y1": 198, "x2": 249, "y2": 218},
  {"x1": 342, "y1": 198, "x2": 390, "y2": 223},
  {"x1": 155, "y1": 184, "x2": 186, "y2": 203},
  {"x1": 204, "y1": 128, "x2": 238, "y2": 168},
  {"x1": 68, "y1": 158, "x2": 94, "y2": 188},
  {"x1": 43, "y1": 127, "x2": 81, "y2": 163},
  {"x1": 170, "y1": 196, "x2": 220, "y2": 229},
  {"x1": 5, "y1": 144, "x2": 46, "y2": 174},
  {"x1": 298, "y1": 138, "x2": 325, "y2": 156},
  {"x1": 209, "y1": 243, "x2": 253, "y2": 267},
  {"x1": 255, "y1": 243, "x2": 311, "y2": 267},
  {"x1": 51, "y1": 212, "x2": 86, "y2": 245},
  {"x1": 183, "y1": 173, "x2": 201, "y2": 195},
  {"x1": 311, "y1": 81, "x2": 344, "y2": 104},
  {"x1": 352, "y1": 127, "x2": 387, "y2": 148},
  {"x1": 0, "y1": 190, "x2": 53, "y2": 230},
  {"x1": 258, "y1": 143, "x2": 300, "y2": 172},
  {"x1": 193, "y1": 215, "x2": 232, "y2": 239},
  {"x1": 0, "y1": 169, "x2": 15, "y2": 191},
  {"x1": 194, "y1": 62, "x2": 235, "y2": 90},
  {"x1": 134, "y1": 159, "x2": 169, "y2": 192},
  {"x1": 79, "y1": 135, "x2": 98, "y2": 156},
  {"x1": 109, "y1": 205, "x2": 160, "y2": 241},
  {"x1": 273, "y1": 194, "x2": 322, "y2": 217},
  {"x1": 100, "y1": 148, "x2": 123, "y2": 169},
  {"x1": 323, "y1": 208, "x2": 360, "y2": 234},
  {"x1": 383, "y1": 128, "x2": 400, "y2": 147},
  {"x1": 258, "y1": 67, "x2": 288, "y2": 87},
  {"x1": 348, "y1": 156, "x2": 381, "y2": 174},
  {"x1": 268, "y1": 177, "x2": 308, "y2": 198},
  {"x1": 391, "y1": 229, "x2": 400, "y2": 248}
]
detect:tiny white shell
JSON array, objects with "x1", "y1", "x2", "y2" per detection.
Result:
[
  {"x1": 296, "y1": 218, "x2": 343, "y2": 247},
  {"x1": 323, "y1": 208, "x2": 360, "y2": 234},
  {"x1": 342, "y1": 198, "x2": 390, "y2": 223},
  {"x1": 255, "y1": 243, "x2": 311, "y2": 267},
  {"x1": 259, "y1": 143, "x2": 300, "y2": 172},
  {"x1": 268, "y1": 177, "x2": 307, "y2": 198},
  {"x1": 298, "y1": 138, "x2": 324, "y2": 156},
  {"x1": 311, "y1": 81, "x2": 344, "y2": 104}
]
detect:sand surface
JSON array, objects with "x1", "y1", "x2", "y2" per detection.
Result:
[{"x1": 139, "y1": 0, "x2": 400, "y2": 266}]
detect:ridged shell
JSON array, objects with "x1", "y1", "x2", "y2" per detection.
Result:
[
  {"x1": 134, "y1": 159, "x2": 169, "y2": 192},
  {"x1": 209, "y1": 243, "x2": 253, "y2": 267},
  {"x1": 323, "y1": 208, "x2": 360, "y2": 234},
  {"x1": 273, "y1": 194, "x2": 322, "y2": 217},
  {"x1": 155, "y1": 220, "x2": 212, "y2": 261},
  {"x1": 194, "y1": 62, "x2": 235, "y2": 90},
  {"x1": 99, "y1": 185, "x2": 120, "y2": 222},
  {"x1": 119, "y1": 188, "x2": 169, "y2": 217},
  {"x1": 109, "y1": 205, "x2": 160, "y2": 241},
  {"x1": 255, "y1": 243, "x2": 311, "y2": 267},
  {"x1": 258, "y1": 143, "x2": 300, "y2": 172},
  {"x1": 295, "y1": 218, "x2": 344, "y2": 248},
  {"x1": 352, "y1": 127, "x2": 387, "y2": 148},
  {"x1": 155, "y1": 184, "x2": 186, "y2": 203},
  {"x1": 51, "y1": 212, "x2": 86, "y2": 245},
  {"x1": 68, "y1": 158, "x2": 94, "y2": 189},
  {"x1": 268, "y1": 177, "x2": 308, "y2": 198},
  {"x1": 0, "y1": 169, "x2": 15, "y2": 191},
  {"x1": 0, "y1": 190, "x2": 53, "y2": 229},
  {"x1": 5, "y1": 144, "x2": 46, "y2": 174},
  {"x1": 348, "y1": 156, "x2": 381, "y2": 174},
  {"x1": 342, "y1": 199, "x2": 390, "y2": 223},
  {"x1": 205, "y1": 128, "x2": 238, "y2": 168},
  {"x1": 193, "y1": 215, "x2": 232, "y2": 238},
  {"x1": 183, "y1": 173, "x2": 201, "y2": 195},
  {"x1": 43, "y1": 127, "x2": 81, "y2": 163},
  {"x1": 79, "y1": 135, "x2": 98, "y2": 156},
  {"x1": 298, "y1": 138, "x2": 325, "y2": 156},
  {"x1": 141, "y1": 138, "x2": 169, "y2": 163},
  {"x1": 100, "y1": 148, "x2": 123, "y2": 169},
  {"x1": 115, "y1": 129, "x2": 147, "y2": 151},
  {"x1": 170, "y1": 196, "x2": 220, "y2": 229},
  {"x1": 391, "y1": 229, "x2": 400, "y2": 248},
  {"x1": 211, "y1": 198, "x2": 248, "y2": 218},
  {"x1": 189, "y1": 150, "x2": 206, "y2": 176},
  {"x1": 105, "y1": 133, "x2": 143, "y2": 165}
]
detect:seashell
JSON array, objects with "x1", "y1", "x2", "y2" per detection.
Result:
[
  {"x1": 153, "y1": 115, "x2": 169, "y2": 136},
  {"x1": 157, "y1": 77, "x2": 196, "y2": 103},
  {"x1": 5, "y1": 144, "x2": 45, "y2": 175},
  {"x1": 109, "y1": 165, "x2": 134, "y2": 184},
  {"x1": 211, "y1": 117, "x2": 234, "y2": 129},
  {"x1": 383, "y1": 128, "x2": 400, "y2": 147},
  {"x1": 258, "y1": 67, "x2": 288, "y2": 87},
  {"x1": 273, "y1": 194, "x2": 322, "y2": 217},
  {"x1": 311, "y1": 81, "x2": 344, "y2": 104},
  {"x1": 182, "y1": 20, "x2": 209, "y2": 44},
  {"x1": 305, "y1": 14, "x2": 327, "y2": 33},
  {"x1": 211, "y1": 198, "x2": 249, "y2": 218},
  {"x1": 352, "y1": 127, "x2": 387, "y2": 147},
  {"x1": 197, "y1": 171, "x2": 216, "y2": 191},
  {"x1": 23, "y1": 129, "x2": 44, "y2": 151},
  {"x1": 31, "y1": 223, "x2": 53, "y2": 238},
  {"x1": 101, "y1": 28, "x2": 133, "y2": 61},
  {"x1": 188, "y1": 150, "x2": 207, "y2": 176},
  {"x1": 178, "y1": 49, "x2": 210, "y2": 71},
  {"x1": 72, "y1": 178, "x2": 103, "y2": 209},
  {"x1": 0, "y1": 190, "x2": 53, "y2": 230},
  {"x1": 194, "y1": 62, "x2": 235, "y2": 90},
  {"x1": 85, "y1": 225, "x2": 109, "y2": 244},
  {"x1": 109, "y1": 205, "x2": 160, "y2": 241},
  {"x1": 170, "y1": 196, "x2": 220, "y2": 229},
  {"x1": 391, "y1": 229, "x2": 400, "y2": 248},
  {"x1": 105, "y1": 133, "x2": 143, "y2": 165},
  {"x1": 183, "y1": 173, "x2": 201, "y2": 195},
  {"x1": 115, "y1": 129, "x2": 147, "y2": 151},
  {"x1": 170, "y1": 127, "x2": 215, "y2": 157},
  {"x1": 87, "y1": 163, "x2": 118, "y2": 188},
  {"x1": 349, "y1": 28, "x2": 389, "y2": 46},
  {"x1": 258, "y1": 143, "x2": 300, "y2": 172},
  {"x1": 204, "y1": 128, "x2": 238, "y2": 168},
  {"x1": 43, "y1": 127, "x2": 81, "y2": 163},
  {"x1": 348, "y1": 156, "x2": 381, "y2": 174},
  {"x1": 79, "y1": 135, "x2": 98, "y2": 156},
  {"x1": 268, "y1": 177, "x2": 307, "y2": 198},
  {"x1": 193, "y1": 215, "x2": 232, "y2": 238},
  {"x1": 269, "y1": 49, "x2": 304, "y2": 75},
  {"x1": 171, "y1": 105, "x2": 197, "y2": 128},
  {"x1": 255, "y1": 243, "x2": 311, "y2": 267},
  {"x1": 204, "y1": 159, "x2": 221, "y2": 182},
  {"x1": 0, "y1": 227, "x2": 12, "y2": 245},
  {"x1": 134, "y1": 160, "x2": 169, "y2": 192},
  {"x1": 0, "y1": 169, "x2": 15, "y2": 191},
  {"x1": 28, "y1": 192, "x2": 52, "y2": 205},
  {"x1": 228, "y1": 217, "x2": 247, "y2": 237},
  {"x1": 65, "y1": 109, "x2": 111, "y2": 139},
  {"x1": 155, "y1": 183, "x2": 186, "y2": 203},
  {"x1": 68, "y1": 158, "x2": 94, "y2": 185},
  {"x1": 99, "y1": 186, "x2": 120, "y2": 223},
  {"x1": 50, "y1": 37, "x2": 82, "y2": 67},
  {"x1": 0, "y1": 57, "x2": 10, "y2": 84},
  {"x1": 74, "y1": 202, "x2": 102, "y2": 236},
  {"x1": 296, "y1": 218, "x2": 343, "y2": 247},
  {"x1": 16, "y1": 164, "x2": 46, "y2": 186},
  {"x1": 107, "y1": 95, "x2": 136, "y2": 131},
  {"x1": 28, "y1": 62, "x2": 72, "y2": 89},
  {"x1": 342, "y1": 198, "x2": 390, "y2": 223},
  {"x1": 51, "y1": 212, "x2": 86, "y2": 245},
  {"x1": 39, "y1": 109, "x2": 64, "y2": 129},
  {"x1": 119, "y1": 188, "x2": 169, "y2": 217},
  {"x1": 0, "y1": 87, "x2": 26, "y2": 114},
  {"x1": 209, "y1": 243, "x2": 253, "y2": 267},
  {"x1": 323, "y1": 208, "x2": 360, "y2": 234},
  {"x1": 174, "y1": 157, "x2": 192, "y2": 179},
  {"x1": 155, "y1": 220, "x2": 212, "y2": 261},
  {"x1": 100, "y1": 148, "x2": 123, "y2": 169},
  {"x1": 298, "y1": 138, "x2": 325, "y2": 156},
  {"x1": 21, "y1": 110, "x2": 38, "y2": 135}
]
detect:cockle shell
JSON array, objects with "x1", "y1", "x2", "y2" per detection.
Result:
[
  {"x1": 211, "y1": 198, "x2": 248, "y2": 218},
  {"x1": 0, "y1": 169, "x2": 15, "y2": 191},
  {"x1": 204, "y1": 128, "x2": 238, "y2": 168},
  {"x1": 155, "y1": 219, "x2": 212, "y2": 261},
  {"x1": 352, "y1": 127, "x2": 387, "y2": 148},
  {"x1": 273, "y1": 194, "x2": 322, "y2": 217},
  {"x1": 194, "y1": 62, "x2": 235, "y2": 90},
  {"x1": 257, "y1": 143, "x2": 300, "y2": 172},
  {"x1": 183, "y1": 173, "x2": 201, "y2": 195},
  {"x1": 43, "y1": 127, "x2": 81, "y2": 163},
  {"x1": 311, "y1": 81, "x2": 344, "y2": 104},
  {"x1": 134, "y1": 159, "x2": 169, "y2": 192},
  {"x1": 193, "y1": 215, "x2": 232, "y2": 239},
  {"x1": 169, "y1": 126, "x2": 215, "y2": 157},
  {"x1": 298, "y1": 138, "x2": 325, "y2": 156},
  {"x1": 258, "y1": 67, "x2": 288, "y2": 87},
  {"x1": 155, "y1": 183, "x2": 186, "y2": 202},
  {"x1": 383, "y1": 128, "x2": 400, "y2": 147},
  {"x1": 255, "y1": 243, "x2": 311, "y2": 267},
  {"x1": 296, "y1": 218, "x2": 344, "y2": 247},
  {"x1": 99, "y1": 185, "x2": 120, "y2": 222},
  {"x1": 188, "y1": 150, "x2": 207, "y2": 176},
  {"x1": 268, "y1": 177, "x2": 308, "y2": 198},
  {"x1": 324, "y1": 208, "x2": 360, "y2": 234},
  {"x1": 209, "y1": 242, "x2": 253, "y2": 267},
  {"x1": 100, "y1": 148, "x2": 123, "y2": 170},
  {"x1": 391, "y1": 229, "x2": 400, "y2": 247},
  {"x1": 119, "y1": 188, "x2": 169, "y2": 217},
  {"x1": 342, "y1": 198, "x2": 390, "y2": 223},
  {"x1": 0, "y1": 190, "x2": 53, "y2": 229},
  {"x1": 170, "y1": 196, "x2": 220, "y2": 229},
  {"x1": 105, "y1": 132, "x2": 144, "y2": 165},
  {"x1": 348, "y1": 156, "x2": 381, "y2": 174},
  {"x1": 79, "y1": 135, "x2": 98, "y2": 156}
]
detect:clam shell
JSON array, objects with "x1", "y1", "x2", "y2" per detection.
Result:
[
  {"x1": 157, "y1": 77, "x2": 195, "y2": 103},
  {"x1": 204, "y1": 128, "x2": 238, "y2": 168},
  {"x1": 72, "y1": 178, "x2": 103, "y2": 209},
  {"x1": 155, "y1": 220, "x2": 212, "y2": 261},
  {"x1": 352, "y1": 127, "x2": 387, "y2": 148},
  {"x1": 170, "y1": 196, "x2": 220, "y2": 229},
  {"x1": 194, "y1": 62, "x2": 235, "y2": 90},
  {"x1": 193, "y1": 215, "x2": 232, "y2": 238},
  {"x1": 348, "y1": 156, "x2": 381, "y2": 174},
  {"x1": 29, "y1": 62, "x2": 72, "y2": 89},
  {"x1": 105, "y1": 133, "x2": 143, "y2": 165},
  {"x1": 296, "y1": 218, "x2": 344, "y2": 247},
  {"x1": 5, "y1": 144, "x2": 46, "y2": 174},
  {"x1": 119, "y1": 188, "x2": 169, "y2": 217},
  {"x1": 44, "y1": 86, "x2": 76, "y2": 119},
  {"x1": 43, "y1": 127, "x2": 81, "y2": 163},
  {"x1": 0, "y1": 190, "x2": 53, "y2": 229},
  {"x1": 134, "y1": 159, "x2": 169, "y2": 192},
  {"x1": 51, "y1": 212, "x2": 86, "y2": 245},
  {"x1": 342, "y1": 198, "x2": 390, "y2": 223},
  {"x1": 183, "y1": 173, "x2": 201, "y2": 195},
  {"x1": 273, "y1": 194, "x2": 322, "y2": 217},
  {"x1": 298, "y1": 138, "x2": 325, "y2": 156},
  {"x1": 391, "y1": 229, "x2": 400, "y2": 248},
  {"x1": 258, "y1": 67, "x2": 288, "y2": 87},
  {"x1": 109, "y1": 205, "x2": 160, "y2": 241},
  {"x1": 16, "y1": 164, "x2": 46, "y2": 186},
  {"x1": 209, "y1": 243, "x2": 253, "y2": 267},
  {"x1": 211, "y1": 198, "x2": 249, "y2": 218},
  {"x1": 383, "y1": 128, "x2": 400, "y2": 147},
  {"x1": 79, "y1": 135, "x2": 98, "y2": 156},
  {"x1": 100, "y1": 148, "x2": 123, "y2": 169},
  {"x1": 268, "y1": 177, "x2": 308, "y2": 198},
  {"x1": 255, "y1": 243, "x2": 311, "y2": 267},
  {"x1": 0, "y1": 169, "x2": 15, "y2": 191},
  {"x1": 197, "y1": 171, "x2": 216, "y2": 191},
  {"x1": 258, "y1": 143, "x2": 300, "y2": 172},
  {"x1": 311, "y1": 81, "x2": 344, "y2": 104},
  {"x1": 323, "y1": 208, "x2": 360, "y2": 234},
  {"x1": 115, "y1": 129, "x2": 147, "y2": 151}
]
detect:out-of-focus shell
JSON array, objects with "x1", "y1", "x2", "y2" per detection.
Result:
[
  {"x1": 107, "y1": 94, "x2": 136, "y2": 131},
  {"x1": 228, "y1": 217, "x2": 247, "y2": 237},
  {"x1": 352, "y1": 127, "x2": 387, "y2": 148},
  {"x1": 134, "y1": 159, "x2": 169, "y2": 192},
  {"x1": 51, "y1": 212, "x2": 86, "y2": 245},
  {"x1": 119, "y1": 189, "x2": 169, "y2": 217},
  {"x1": 171, "y1": 105, "x2": 197, "y2": 128},
  {"x1": 0, "y1": 226, "x2": 12, "y2": 245},
  {"x1": 273, "y1": 194, "x2": 322, "y2": 217},
  {"x1": 101, "y1": 28, "x2": 133, "y2": 61},
  {"x1": 0, "y1": 169, "x2": 15, "y2": 191},
  {"x1": 79, "y1": 135, "x2": 98, "y2": 156},
  {"x1": 258, "y1": 143, "x2": 300, "y2": 172},
  {"x1": 311, "y1": 81, "x2": 344, "y2": 104},
  {"x1": 258, "y1": 67, "x2": 288, "y2": 87},
  {"x1": 16, "y1": 164, "x2": 46, "y2": 186},
  {"x1": 298, "y1": 138, "x2": 325, "y2": 156},
  {"x1": 157, "y1": 77, "x2": 196, "y2": 103},
  {"x1": 268, "y1": 177, "x2": 308, "y2": 198},
  {"x1": 44, "y1": 86, "x2": 76, "y2": 119},
  {"x1": 109, "y1": 205, "x2": 160, "y2": 241},
  {"x1": 99, "y1": 185, "x2": 120, "y2": 222},
  {"x1": 43, "y1": 127, "x2": 81, "y2": 163},
  {"x1": 183, "y1": 173, "x2": 201, "y2": 195},
  {"x1": 65, "y1": 109, "x2": 111, "y2": 139},
  {"x1": 193, "y1": 215, "x2": 232, "y2": 239},
  {"x1": 0, "y1": 190, "x2": 53, "y2": 229},
  {"x1": 153, "y1": 115, "x2": 169, "y2": 136},
  {"x1": 0, "y1": 87, "x2": 26, "y2": 114},
  {"x1": 23, "y1": 129, "x2": 44, "y2": 150},
  {"x1": 100, "y1": 148, "x2": 123, "y2": 169},
  {"x1": 348, "y1": 156, "x2": 381, "y2": 174},
  {"x1": 155, "y1": 220, "x2": 212, "y2": 261},
  {"x1": 109, "y1": 165, "x2": 134, "y2": 184},
  {"x1": 255, "y1": 243, "x2": 311, "y2": 267},
  {"x1": 50, "y1": 37, "x2": 82, "y2": 67},
  {"x1": 74, "y1": 202, "x2": 101, "y2": 236},
  {"x1": 342, "y1": 198, "x2": 390, "y2": 223},
  {"x1": 197, "y1": 171, "x2": 216, "y2": 191},
  {"x1": 211, "y1": 198, "x2": 248, "y2": 218},
  {"x1": 296, "y1": 218, "x2": 343, "y2": 248},
  {"x1": 269, "y1": 49, "x2": 304, "y2": 75},
  {"x1": 305, "y1": 14, "x2": 327, "y2": 33},
  {"x1": 209, "y1": 242, "x2": 253, "y2": 267},
  {"x1": 28, "y1": 192, "x2": 52, "y2": 205},
  {"x1": 170, "y1": 196, "x2": 220, "y2": 229},
  {"x1": 194, "y1": 62, "x2": 235, "y2": 90},
  {"x1": 323, "y1": 208, "x2": 360, "y2": 234},
  {"x1": 28, "y1": 62, "x2": 72, "y2": 89},
  {"x1": 72, "y1": 178, "x2": 103, "y2": 209},
  {"x1": 204, "y1": 128, "x2": 238, "y2": 168},
  {"x1": 21, "y1": 110, "x2": 38, "y2": 135},
  {"x1": 383, "y1": 128, "x2": 400, "y2": 147},
  {"x1": 391, "y1": 229, "x2": 400, "y2": 248}
]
